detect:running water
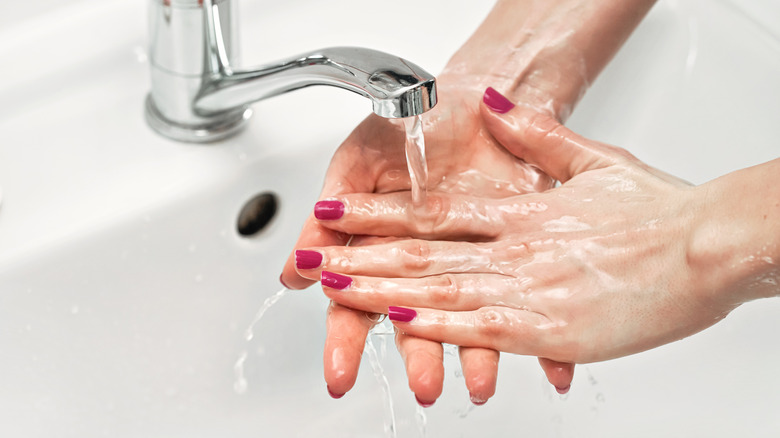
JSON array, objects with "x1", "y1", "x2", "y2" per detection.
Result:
[
  {"x1": 404, "y1": 115, "x2": 428, "y2": 208},
  {"x1": 368, "y1": 320, "x2": 429, "y2": 438},
  {"x1": 365, "y1": 333, "x2": 397, "y2": 438},
  {"x1": 244, "y1": 287, "x2": 289, "y2": 342},
  {"x1": 234, "y1": 287, "x2": 289, "y2": 394}
]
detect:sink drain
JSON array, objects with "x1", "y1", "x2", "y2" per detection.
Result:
[{"x1": 237, "y1": 192, "x2": 278, "y2": 237}]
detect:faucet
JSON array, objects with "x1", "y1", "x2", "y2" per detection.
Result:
[{"x1": 145, "y1": 0, "x2": 438, "y2": 143}]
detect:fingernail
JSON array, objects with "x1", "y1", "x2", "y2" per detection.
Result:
[
  {"x1": 295, "y1": 250, "x2": 323, "y2": 270},
  {"x1": 314, "y1": 200, "x2": 345, "y2": 220},
  {"x1": 470, "y1": 394, "x2": 488, "y2": 406},
  {"x1": 279, "y1": 274, "x2": 290, "y2": 289},
  {"x1": 321, "y1": 271, "x2": 352, "y2": 290},
  {"x1": 483, "y1": 87, "x2": 515, "y2": 114},
  {"x1": 555, "y1": 384, "x2": 571, "y2": 395},
  {"x1": 415, "y1": 395, "x2": 435, "y2": 408},
  {"x1": 388, "y1": 306, "x2": 416, "y2": 323},
  {"x1": 327, "y1": 386, "x2": 344, "y2": 399}
]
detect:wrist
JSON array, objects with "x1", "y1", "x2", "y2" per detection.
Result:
[
  {"x1": 687, "y1": 160, "x2": 780, "y2": 304},
  {"x1": 442, "y1": 0, "x2": 657, "y2": 121}
]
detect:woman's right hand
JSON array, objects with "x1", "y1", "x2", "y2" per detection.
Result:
[{"x1": 299, "y1": 96, "x2": 780, "y2": 364}]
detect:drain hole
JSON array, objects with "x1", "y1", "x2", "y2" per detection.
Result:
[{"x1": 237, "y1": 192, "x2": 278, "y2": 237}]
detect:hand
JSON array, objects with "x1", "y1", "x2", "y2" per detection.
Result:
[
  {"x1": 284, "y1": 0, "x2": 661, "y2": 398},
  {"x1": 284, "y1": 77, "x2": 575, "y2": 403},
  {"x1": 300, "y1": 94, "x2": 743, "y2": 364}
]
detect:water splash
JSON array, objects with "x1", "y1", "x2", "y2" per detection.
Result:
[
  {"x1": 245, "y1": 287, "x2": 289, "y2": 342},
  {"x1": 233, "y1": 287, "x2": 289, "y2": 394}
]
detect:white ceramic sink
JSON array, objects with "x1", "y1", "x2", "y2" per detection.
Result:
[{"x1": 1, "y1": 0, "x2": 778, "y2": 437}]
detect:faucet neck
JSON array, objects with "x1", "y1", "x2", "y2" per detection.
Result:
[
  {"x1": 146, "y1": 0, "x2": 249, "y2": 143},
  {"x1": 145, "y1": 0, "x2": 437, "y2": 143}
]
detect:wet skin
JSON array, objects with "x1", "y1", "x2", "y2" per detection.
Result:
[
  {"x1": 282, "y1": 0, "x2": 660, "y2": 402},
  {"x1": 299, "y1": 99, "x2": 780, "y2": 364},
  {"x1": 283, "y1": 79, "x2": 574, "y2": 403}
]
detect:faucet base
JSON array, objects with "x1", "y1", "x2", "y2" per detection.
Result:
[{"x1": 144, "y1": 95, "x2": 252, "y2": 143}]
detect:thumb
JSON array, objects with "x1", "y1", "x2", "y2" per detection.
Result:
[{"x1": 480, "y1": 87, "x2": 625, "y2": 183}]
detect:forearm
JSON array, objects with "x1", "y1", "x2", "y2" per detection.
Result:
[
  {"x1": 691, "y1": 158, "x2": 780, "y2": 303},
  {"x1": 442, "y1": 0, "x2": 657, "y2": 120}
]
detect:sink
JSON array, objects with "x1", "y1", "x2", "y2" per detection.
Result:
[{"x1": 1, "y1": 0, "x2": 778, "y2": 437}]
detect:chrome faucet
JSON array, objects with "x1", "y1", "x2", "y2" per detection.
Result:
[{"x1": 145, "y1": 0, "x2": 437, "y2": 143}]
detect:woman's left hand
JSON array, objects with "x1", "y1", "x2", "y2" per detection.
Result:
[{"x1": 296, "y1": 98, "x2": 741, "y2": 364}]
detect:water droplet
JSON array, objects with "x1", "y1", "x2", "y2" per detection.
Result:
[
  {"x1": 595, "y1": 393, "x2": 605, "y2": 403},
  {"x1": 233, "y1": 350, "x2": 248, "y2": 394},
  {"x1": 456, "y1": 402, "x2": 476, "y2": 419},
  {"x1": 71, "y1": 305, "x2": 79, "y2": 315},
  {"x1": 415, "y1": 404, "x2": 428, "y2": 436},
  {"x1": 133, "y1": 46, "x2": 148, "y2": 64},
  {"x1": 587, "y1": 368, "x2": 598, "y2": 386}
]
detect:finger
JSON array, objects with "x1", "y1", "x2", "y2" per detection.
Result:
[
  {"x1": 280, "y1": 115, "x2": 401, "y2": 290},
  {"x1": 320, "y1": 272, "x2": 532, "y2": 314},
  {"x1": 481, "y1": 87, "x2": 632, "y2": 183},
  {"x1": 538, "y1": 357, "x2": 575, "y2": 394},
  {"x1": 311, "y1": 192, "x2": 547, "y2": 240},
  {"x1": 459, "y1": 347, "x2": 499, "y2": 405},
  {"x1": 386, "y1": 306, "x2": 563, "y2": 360},
  {"x1": 323, "y1": 301, "x2": 377, "y2": 398},
  {"x1": 395, "y1": 332, "x2": 444, "y2": 407},
  {"x1": 281, "y1": 214, "x2": 350, "y2": 289},
  {"x1": 294, "y1": 239, "x2": 534, "y2": 280}
]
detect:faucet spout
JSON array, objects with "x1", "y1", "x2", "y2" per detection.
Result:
[
  {"x1": 145, "y1": 0, "x2": 437, "y2": 143},
  {"x1": 195, "y1": 47, "x2": 437, "y2": 119}
]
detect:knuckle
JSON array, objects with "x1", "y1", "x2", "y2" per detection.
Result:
[
  {"x1": 426, "y1": 274, "x2": 459, "y2": 308},
  {"x1": 428, "y1": 311, "x2": 450, "y2": 328},
  {"x1": 523, "y1": 112, "x2": 563, "y2": 150},
  {"x1": 398, "y1": 240, "x2": 433, "y2": 272},
  {"x1": 474, "y1": 308, "x2": 510, "y2": 340},
  {"x1": 413, "y1": 194, "x2": 451, "y2": 236}
]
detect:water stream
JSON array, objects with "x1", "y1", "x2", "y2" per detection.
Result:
[
  {"x1": 234, "y1": 287, "x2": 289, "y2": 394},
  {"x1": 404, "y1": 115, "x2": 428, "y2": 208}
]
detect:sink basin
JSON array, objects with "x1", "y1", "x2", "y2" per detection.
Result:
[{"x1": 1, "y1": 0, "x2": 778, "y2": 437}]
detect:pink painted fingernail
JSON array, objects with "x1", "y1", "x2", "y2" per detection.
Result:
[
  {"x1": 327, "y1": 386, "x2": 345, "y2": 399},
  {"x1": 483, "y1": 87, "x2": 515, "y2": 114},
  {"x1": 295, "y1": 250, "x2": 323, "y2": 270},
  {"x1": 415, "y1": 395, "x2": 436, "y2": 408},
  {"x1": 279, "y1": 274, "x2": 290, "y2": 289},
  {"x1": 314, "y1": 200, "x2": 345, "y2": 220},
  {"x1": 321, "y1": 271, "x2": 352, "y2": 290},
  {"x1": 388, "y1": 306, "x2": 416, "y2": 323},
  {"x1": 470, "y1": 394, "x2": 488, "y2": 406},
  {"x1": 555, "y1": 384, "x2": 571, "y2": 395}
]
